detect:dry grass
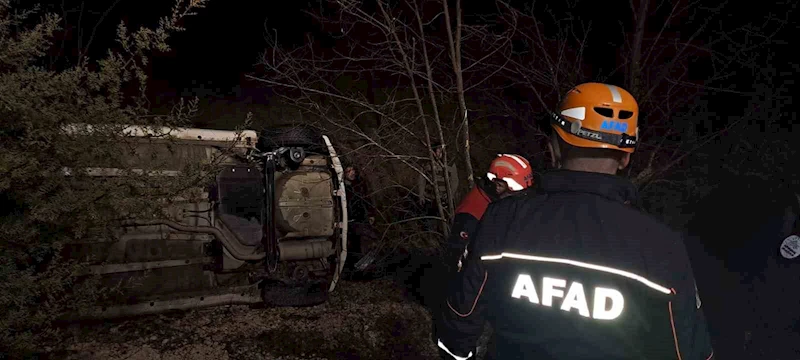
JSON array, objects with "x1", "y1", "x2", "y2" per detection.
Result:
[{"x1": 43, "y1": 278, "x2": 440, "y2": 360}]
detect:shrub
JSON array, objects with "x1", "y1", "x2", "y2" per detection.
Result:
[{"x1": 0, "y1": 0, "x2": 218, "y2": 355}]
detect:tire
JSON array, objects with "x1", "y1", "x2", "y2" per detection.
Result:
[{"x1": 258, "y1": 126, "x2": 322, "y2": 151}]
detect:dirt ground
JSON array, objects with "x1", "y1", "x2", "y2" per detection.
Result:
[{"x1": 42, "y1": 278, "x2": 444, "y2": 360}]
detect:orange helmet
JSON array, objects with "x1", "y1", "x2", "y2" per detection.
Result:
[
  {"x1": 486, "y1": 154, "x2": 534, "y2": 191},
  {"x1": 550, "y1": 82, "x2": 639, "y2": 153}
]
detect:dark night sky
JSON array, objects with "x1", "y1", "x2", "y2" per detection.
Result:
[
  {"x1": 33, "y1": 0, "x2": 307, "y2": 94},
  {"x1": 30, "y1": 0, "x2": 796, "y2": 117},
  {"x1": 147, "y1": 1, "x2": 310, "y2": 92},
  {"x1": 150, "y1": 0, "x2": 634, "y2": 89},
  {"x1": 33, "y1": 1, "x2": 641, "y2": 90}
]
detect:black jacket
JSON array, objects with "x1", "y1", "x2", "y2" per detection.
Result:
[
  {"x1": 685, "y1": 180, "x2": 800, "y2": 359},
  {"x1": 436, "y1": 170, "x2": 714, "y2": 360},
  {"x1": 345, "y1": 178, "x2": 371, "y2": 223}
]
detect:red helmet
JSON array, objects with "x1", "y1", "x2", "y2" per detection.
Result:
[{"x1": 486, "y1": 154, "x2": 533, "y2": 191}]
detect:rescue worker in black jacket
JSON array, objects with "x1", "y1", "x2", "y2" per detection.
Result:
[
  {"x1": 446, "y1": 154, "x2": 534, "y2": 273},
  {"x1": 686, "y1": 179, "x2": 800, "y2": 359},
  {"x1": 434, "y1": 154, "x2": 535, "y2": 354},
  {"x1": 435, "y1": 82, "x2": 714, "y2": 360}
]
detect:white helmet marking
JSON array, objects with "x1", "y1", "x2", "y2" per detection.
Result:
[
  {"x1": 501, "y1": 154, "x2": 528, "y2": 169},
  {"x1": 560, "y1": 107, "x2": 586, "y2": 120},
  {"x1": 606, "y1": 85, "x2": 623, "y2": 103}
]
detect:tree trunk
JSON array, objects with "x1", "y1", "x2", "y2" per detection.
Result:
[
  {"x1": 628, "y1": 0, "x2": 650, "y2": 97},
  {"x1": 442, "y1": 0, "x2": 475, "y2": 190}
]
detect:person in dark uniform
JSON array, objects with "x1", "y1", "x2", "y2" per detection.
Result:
[
  {"x1": 343, "y1": 165, "x2": 377, "y2": 269},
  {"x1": 446, "y1": 154, "x2": 535, "y2": 273},
  {"x1": 434, "y1": 153, "x2": 535, "y2": 357},
  {"x1": 686, "y1": 179, "x2": 800, "y2": 359},
  {"x1": 435, "y1": 82, "x2": 714, "y2": 360}
]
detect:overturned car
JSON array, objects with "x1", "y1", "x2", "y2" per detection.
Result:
[{"x1": 63, "y1": 125, "x2": 348, "y2": 318}]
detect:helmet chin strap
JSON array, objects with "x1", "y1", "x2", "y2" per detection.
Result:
[{"x1": 547, "y1": 136, "x2": 563, "y2": 169}]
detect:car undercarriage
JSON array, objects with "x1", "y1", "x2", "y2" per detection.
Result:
[{"x1": 61, "y1": 125, "x2": 348, "y2": 319}]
